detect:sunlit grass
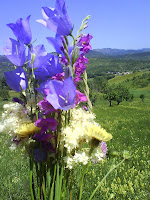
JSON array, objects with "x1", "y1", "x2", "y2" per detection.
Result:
[
  {"x1": 109, "y1": 71, "x2": 150, "y2": 85},
  {"x1": 130, "y1": 86, "x2": 150, "y2": 98}
]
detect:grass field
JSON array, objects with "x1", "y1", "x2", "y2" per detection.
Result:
[
  {"x1": 0, "y1": 91, "x2": 150, "y2": 199},
  {"x1": 109, "y1": 71, "x2": 150, "y2": 85}
]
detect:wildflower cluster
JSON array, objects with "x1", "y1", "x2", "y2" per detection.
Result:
[
  {"x1": 0, "y1": 0, "x2": 112, "y2": 198},
  {"x1": 61, "y1": 108, "x2": 111, "y2": 168}
]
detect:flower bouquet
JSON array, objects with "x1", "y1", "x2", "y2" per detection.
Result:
[{"x1": 0, "y1": 0, "x2": 115, "y2": 199}]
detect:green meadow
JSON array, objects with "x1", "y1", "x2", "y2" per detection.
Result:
[{"x1": 0, "y1": 74, "x2": 150, "y2": 199}]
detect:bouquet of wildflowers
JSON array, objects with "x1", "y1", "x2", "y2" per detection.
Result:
[{"x1": 0, "y1": 0, "x2": 113, "y2": 199}]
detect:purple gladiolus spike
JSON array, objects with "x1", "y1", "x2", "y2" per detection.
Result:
[
  {"x1": 28, "y1": 45, "x2": 52, "y2": 69},
  {"x1": 45, "y1": 77, "x2": 76, "y2": 110},
  {"x1": 38, "y1": 98, "x2": 58, "y2": 115},
  {"x1": 52, "y1": 72, "x2": 64, "y2": 81},
  {"x1": 74, "y1": 90, "x2": 87, "y2": 106},
  {"x1": 74, "y1": 76, "x2": 82, "y2": 84},
  {"x1": 3, "y1": 38, "x2": 26, "y2": 66},
  {"x1": 7, "y1": 16, "x2": 32, "y2": 45},
  {"x1": 4, "y1": 67, "x2": 28, "y2": 92},
  {"x1": 74, "y1": 53, "x2": 88, "y2": 83},
  {"x1": 35, "y1": 118, "x2": 58, "y2": 132},
  {"x1": 37, "y1": 0, "x2": 73, "y2": 36},
  {"x1": 34, "y1": 55, "x2": 63, "y2": 81},
  {"x1": 77, "y1": 34, "x2": 93, "y2": 53}
]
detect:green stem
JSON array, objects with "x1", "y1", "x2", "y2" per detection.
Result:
[
  {"x1": 35, "y1": 163, "x2": 41, "y2": 200},
  {"x1": 30, "y1": 170, "x2": 34, "y2": 200},
  {"x1": 31, "y1": 64, "x2": 35, "y2": 79},
  {"x1": 42, "y1": 176, "x2": 46, "y2": 200},
  {"x1": 79, "y1": 164, "x2": 88, "y2": 200},
  {"x1": 69, "y1": 171, "x2": 73, "y2": 200},
  {"x1": 70, "y1": 33, "x2": 76, "y2": 47},
  {"x1": 64, "y1": 36, "x2": 69, "y2": 47},
  {"x1": 88, "y1": 158, "x2": 125, "y2": 200},
  {"x1": 30, "y1": 158, "x2": 36, "y2": 200}
]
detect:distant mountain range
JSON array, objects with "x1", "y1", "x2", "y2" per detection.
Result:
[
  {"x1": 1, "y1": 48, "x2": 150, "y2": 62},
  {"x1": 86, "y1": 48, "x2": 150, "y2": 61},
  {"x1": 93, "y1": 48, "x2": 150, "y2": 56}
]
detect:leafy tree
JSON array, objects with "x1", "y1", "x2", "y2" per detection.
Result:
[
  {"x1": 103, "y1": 84, "x2": 133, "y2": 106},
  {"x1": 0, "y1": 77, "x2": 9, "y2": 90},
  {"x1": 103, "y1": 84, "x2": 116, "y2": 106},
  {"x1": 88, "y1": 76, "x2": 107, "y2": 93},
  {"x1": 0, "y1": 89, "x2": 10, "y2": 100},
  {"x1": 114, "y1": 84, "x2": 131, "y2": 105}
]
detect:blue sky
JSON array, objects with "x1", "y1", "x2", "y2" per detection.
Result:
[{"x1": 0, "y1": 0, "x2": 150, "y2": 54}]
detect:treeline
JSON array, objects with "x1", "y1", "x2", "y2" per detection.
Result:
[
  {"x1": 78, "y1": 76, "x2": 133, "y2": 106},
  {"x1": 87, "y1": 57, "x2": 150, "y2": 78},
  {"x1": 1, "y1": 55, "x2": 150, "y2": 79}
]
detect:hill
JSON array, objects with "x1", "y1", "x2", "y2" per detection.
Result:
[
  {"x1": 87, "y1": 49, "x2": 150, "y2": 61},
  {"x1": 115, "y1": 52, "x2": 150, "y2": 61},
  {"x1": 93, "y1": 48, "x2": 150, "y2": 56},
  {"x1": 0, "y1": 56, "x2": 14, "y2": 78},
  {"x1": 108, "y1": 71, "x2": 150, "y2": 98}
]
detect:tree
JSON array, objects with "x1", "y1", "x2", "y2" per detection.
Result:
[
  {"x1": 114, "y1": 84, "x2": 130, "y2": 105},
  {"x1": 88, "y1": 76, "x2": 107, "y2": 93},
  {"x1": 103, "y1": 84, "x2": 133, "y2": 106},
  {"x1": 0, "y1": 89, "x2": 10, "y2": 100},
  {"x1": 103, "y1": 84, "x2": 116, "y2": 106},
  {"x1": 140, "y1": 94, "x2": 145, "y2": 102},
  {"x1": 1, "y1": 77, "x2": 8, "y2": 89}
]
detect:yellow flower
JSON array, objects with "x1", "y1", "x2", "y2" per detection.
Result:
[
  {"x1": 86, "y1": 123, "x2": 112, "y2": 142},
  {"x1": 16, "y1": 123, "x2": 41, "y2": 137}
]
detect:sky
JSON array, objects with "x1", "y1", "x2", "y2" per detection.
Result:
[{"x1": 0, "y1": 0, "x2": 150, "y2": 54}]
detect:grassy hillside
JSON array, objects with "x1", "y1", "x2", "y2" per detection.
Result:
[
  {"x1": 108, "y1": 71, "x2": 150, "y2": 98},
  {"x1": 109, "y1": 71, "x2": 150, "y2": 85}
]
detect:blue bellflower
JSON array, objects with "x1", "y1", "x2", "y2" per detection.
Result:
[
  {"x1": 37, "y1": 77, "x2": 76, "y2": 110},
  {"x1": 37, "y1": 0, "x2": 73, "y2": 36},
  {"x1": 4, "y1": 67, "x2": 28, "y2": 92},
  {"x1": 36, "y1": 80, "x2": 50, "y2": 97},
  {"x1": 47, "y1": 34, "x2": 63, "y2": 54},
  {"x1": 34, "y1": 55, "x2": 63, "y2": 81},
  {"x1": 7, "y1": 16, "x2": 32, "y2": 45},
  {"x1": 46, "y1": 77, "x2": 76, "y2": 110},
  {"x1": 3, "y1": 38, "x2": 26, "y2": 66},
  {"x1": 28, "y1": 45, "x2": 52, "y2": 69}
]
